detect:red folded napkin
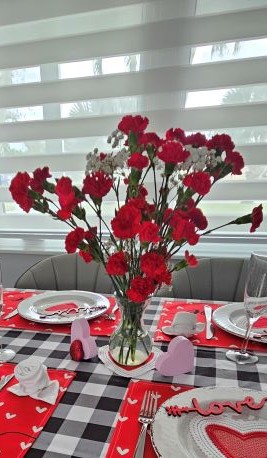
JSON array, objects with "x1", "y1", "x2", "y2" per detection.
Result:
[
  {"x1": 154, "y1": 301, "x2": 267, "y2": 352},
  {"x1": 0, "y1": 362, "x2": 75, "y2": 458},
  {"x1": 0, "y1": 291, "x2": 119, "y2": 336},
  {"x1": 106, "y1": 380, "x2": 193, "y2": 458}
]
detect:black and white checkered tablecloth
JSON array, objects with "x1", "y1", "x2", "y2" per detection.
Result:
[{"x1": 1, "y1": 296, "x2": 267, "y2": 458}]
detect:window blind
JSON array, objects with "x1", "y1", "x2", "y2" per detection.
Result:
[{"x1": 0, "y1": 0, "x2": 266, "y2": 237}]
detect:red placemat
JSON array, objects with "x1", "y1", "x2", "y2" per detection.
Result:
[
  {"x1": 0, "y1": 362, "x2": 75, "y2": 458},
  {"x1": 154, "y1": 301, "x2": 267, "y2": 352},
  {"x1": 0, "y1": 291, "x2": 119, "y2": 336},
  {"x1": 106, "y1": 380, "x2": 194, "y2": 458}
]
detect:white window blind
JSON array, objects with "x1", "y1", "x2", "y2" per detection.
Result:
[{"x1": 0, "y1": 0, "x2": 266, "y2": 240}]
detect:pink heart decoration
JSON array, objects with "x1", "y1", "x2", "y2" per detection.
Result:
[
  {"x1": 206, "y1": 424, "x2": 267, "y2": 458},
  {"x1": 71, "y1": 318, "x2": 98, "y2": 360},
  {"x1": 155, "y1": 336, "x2": 194, "y2": 376}
]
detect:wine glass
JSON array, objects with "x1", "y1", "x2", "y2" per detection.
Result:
[
  {"x1": 226, "y1": 252, "x2": 267, "y2": 364},
  {"x1": 0, "y1": 260, "x2": 15, "y2": 362}
]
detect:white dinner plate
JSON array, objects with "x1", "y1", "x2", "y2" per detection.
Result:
[
  {"x1": 151, "y1": 386, "x2": 267, "y2": 458},
  {"x1": 17, "y1": 290, "x2": 110, "y2": 324},
  {"x1": 212, "y1": 303, "x2": 267, "y2": 342}
]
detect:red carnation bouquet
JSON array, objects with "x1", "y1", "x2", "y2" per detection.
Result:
[{"x1": 9, "y1": 115, "x2": 264, "y2": 364}]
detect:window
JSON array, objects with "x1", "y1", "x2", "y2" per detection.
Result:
[{"x1": 0, "y1": 0, "x2": 266, "y2": 249}]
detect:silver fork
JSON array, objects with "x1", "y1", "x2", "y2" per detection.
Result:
[
  {"x1": 133, "y1": 390, "x2": 158, "y2": 458},
  {"x1": 103, "y1": 304, "x2": 119, "y2": 320}
]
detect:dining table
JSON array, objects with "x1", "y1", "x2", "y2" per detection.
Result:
[{"x1": 1, "y1": 289, "x2": 267, "y2": 458}]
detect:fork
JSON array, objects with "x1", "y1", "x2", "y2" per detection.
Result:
[
  {"x1": 103, "y1": 304, "x2": 119, "y2": 320},
  {"x1": 133, "y1": 390, "x2": 158, "y2": 458}
]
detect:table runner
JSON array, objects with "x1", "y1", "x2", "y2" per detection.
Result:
[
  {"x1": 0, "y1": 362, "x2": 75, "y2": 458},
  {"x1": 154, "y1": 301, "x2": 267, "y2": 352},
  {"x1": 0, "y1": 291, "x2": 119, "y2": 336},
  {"x1": 106, "y1": 380, "x2": 193, "y2": 458}
]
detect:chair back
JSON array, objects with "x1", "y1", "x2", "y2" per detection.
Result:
[
  {"x1": 157, "y1": 257, "x2": 249, "y2": 302},
  {"x1": 15, "y1": 253, "x2": 114, "y2": 293}
]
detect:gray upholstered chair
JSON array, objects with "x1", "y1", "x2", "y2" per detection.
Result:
[
  {"x1": 157, "y1": 257, "x2": 249, "y2": 302},
  {"x1": 14, "y1": 253, "x2": 114, "y2": 293}
]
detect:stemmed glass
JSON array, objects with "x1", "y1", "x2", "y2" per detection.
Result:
[
  {"x1": 0, "y1": 260, "x2": 15, "y2": 362},
  {"x1": 226, "y1": 252, "x2": 267, "y2": 364}
]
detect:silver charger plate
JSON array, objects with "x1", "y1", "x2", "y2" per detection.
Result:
[
  {"x1": 212, "y1": 302, "x2": 267, "y2": 342},
  {"x1": 17, "y1": 290, "x2": 110, "y2": 324}
]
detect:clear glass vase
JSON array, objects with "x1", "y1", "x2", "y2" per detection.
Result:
[{"x1": 109, "y1": 295, "x2": 152, "y2": 366}]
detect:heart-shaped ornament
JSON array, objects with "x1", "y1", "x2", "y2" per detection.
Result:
[{"x1": 155, "y1": 336, "x2": 194, "y2": 376}]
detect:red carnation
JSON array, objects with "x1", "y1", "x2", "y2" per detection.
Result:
[
  {"x1": 126, "y1": 276, "x2": 155, "y2": 303},
  {"x1": 187, "y1": 207, "x2": 208, "y2": 230},
  {"x1": 185, "y1": 250, "x2": 198, "y2": 266},
  {"x1": 82, "y1": 171, "x2": 113, "y2": 199},
  {"x1": 165, "y1": 128, "x2": 186, "y2": 144},
  {"x1": 158, "y1": 141, "x2": 189, "y2": 164},
  {"x1": 30, "y1": 167, "x2": 51, "y2": 194},
  {"x1": 106, "y1": 251, "x2": 128, "y2": 276},
  {"x1": 118, "y1": 115, "x2": 149, "y2": 135},
  {"x1": 140, "y1": 252, "x2": 171, "y2": 284},
  {"x1": 65, "y1": 227, "x2": 85, "y2": 253},
  {"x1": 138, "y1": 132, "x2": 161, "y2": 147},
  {"x1": 225, "y1": 151, "x2": 244, "y2": 175},
  {"x1": 184, "y1": 132, "x2": 207, "y2": 147},
  {"x1": 172, "y1": 219, "x2": 199, "y2": 245},
  {"x1": 207, "y1": 133, "x2": 235, "y2": 152},
  {"x1": 9, "y1": 172, "x2": 33, "y2": 212},
  {"x1": 55, "y1": 177, "x2": 79, "y2": 219},
  {"x1": 250, "y1": 204, "x2": 263, "y2": 233},
  {"x1": 128, "y1": 152, "x2": 149, "y2": 170},
  {"x1": 183, "y1": 171, "x2": 212, "y2": 196},
  {"x1": 79, "y1": 249, "x2": 93, "y2": 263},
  {"x1": 139, "y1": 221, "x2": 161, "y2": 243},
  {"x1": 111, "y1": 204, "x2": 141, "y2": 239}
]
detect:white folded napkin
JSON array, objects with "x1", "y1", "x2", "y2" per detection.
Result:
[{"x1": 7, "y1": 357, "x2": 59, "y2": 405}]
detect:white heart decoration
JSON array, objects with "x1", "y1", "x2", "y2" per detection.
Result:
[
  {"x1": 127, "y1": 398, "x2": 138, "y2": 405},
  {"x1": 229, "y1": 345, "x2": 239, "y2": 348},
  {"x1": 192, "y1": 339, "x2": 200, "y2": 344},
  {"x1": 20, "y1": 442, "x2": 32, "y2": 450},
  {"x1": 0, "y1": 401, "x2": 4, "y2": 406},
  {"x1": 8, "y1": 324, "x2": 16, "y2": 328},
  {"x1": 59, "y1": 387, "x2": 67, "y2": 392},
  {"x1": 161, "y1": 312, "x2": 168, "y2": 316},
  {"x1": 116, "y1": 446, "x2": 129, "y2": 456},
  {"x1": 32, "y1": 425, "x2": 43, "y2": 433},
  {"x1": 164, "y1": 319, "x2": 172, "y2": 324},
  {"x1": 177, "y1": 306, "x2": 184, "y2": 310},
  {"x1": 171, "y1": 385, "x2": 182, "y2": 392},
  {"x1": 64, "y1": 373, "x2": 73, "y2": 379},
  {"x1": 94, "y1": 327, "x2": 102, "y2": 331},
  {"x1": 118, "y1": 415, "x2": 128, "y2": 422},
  {"x1": 45, "y1": 328, "x2": 53, "y2": 332},
  {"x1": 36, "y1": 406, "x2": 47, "y2": 413},
  {"x1": 6, "y1": 412, "x2": 16, "y2": 419}
]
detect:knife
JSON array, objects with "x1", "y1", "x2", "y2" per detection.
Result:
[
  {"x1": 204, "y1": 305, "x2": 214, "y2": 340},
  {"x1": 3, "y1": 309, "x2": 18, "y2": 320}
]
